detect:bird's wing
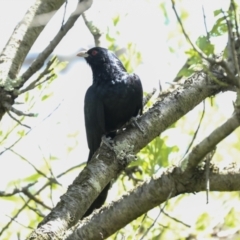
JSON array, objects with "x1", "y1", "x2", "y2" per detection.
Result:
[
  {"x1": 131, "y1": 73, "x2": 143, "y2": 115},
  {"x1": 84, "y1": 85, "x2": 105, "y2": 161}
]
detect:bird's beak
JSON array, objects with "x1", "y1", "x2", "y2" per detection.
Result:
[{"x1": 77, "y1": 51, "x2": 89, "y2": 58}]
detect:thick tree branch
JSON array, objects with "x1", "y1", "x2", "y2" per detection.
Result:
[
  {"x1": 64, "y1": 108, "x2": 240, "y2": 239},
  {"x1": 0, "y1": 0, "x2": 65, "y2": 121},
  {"x1": 182, "y1": 112, "x2": 240, "y2": 172},
  {"x1": 28, "y1": 71, "x2": 225, "y2": 239},
  {"x1": 0, "y1": 0, "x2": 93, "y2": 122},
  {"x1": 64, "y1": 162, "x2": 240, "y2": 240},
  {"x1": 19, "y1": 0, "x2": 93, "y2": 89},
  {"x1": 0, "y1": 0, "x2": 65, "y2": 86}
]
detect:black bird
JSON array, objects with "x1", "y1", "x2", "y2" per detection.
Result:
[{"x1": 77, "y1": 47, "x2": 143, "y2": 218}]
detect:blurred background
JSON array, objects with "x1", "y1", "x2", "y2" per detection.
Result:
[{"x1": 0, "y1": 0, "x2": 239, "y2": 239}]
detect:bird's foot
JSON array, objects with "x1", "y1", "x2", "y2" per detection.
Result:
[
  {"x1": 101, "y1": 135, "x2": 114, "y2": 150},
  {"x1": 129, "y1": 116, "x2": 145, "y2": 135}
]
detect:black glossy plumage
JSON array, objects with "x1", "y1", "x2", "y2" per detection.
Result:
[{"x1": 79, "y1": 47, "x2": 143, "y2": 218}]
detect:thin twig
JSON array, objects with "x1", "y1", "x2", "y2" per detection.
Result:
[
  {"x1": 133, "y1": 213, "x2": 148, "y2": 240},
  {"x1": 82, "y1": 12, "x2": 102, "y2": 47},
  {"x1": 202, "y1": 5, "x2": 210, "y2": 42},
  {"x1": 171, "y1": 0, "x2": 208, "y2": 60},
  {"x1": 0, "y1": 101, "x2": 62, "y2": 156},
  {"x1": 222, "y1": 9, "x2": 240, "y2": 85},
  {"x1": 172, "y1": 0, "x2": 239, "y2": 87},
  {"x1": 61, "y1": 0, "x2": 68, "y2": 30},
  {"x1": 3, "y1": 102, "x2": 36, "y2": 117},
  {"x1": 159, "y1": 79, "x2": 162, "y2": 92},
  {"x1": 181, "y1": 100, "x2": 205, "y2": 160},
  {"x1": 0, "y1": 160, "x2": 85, "y2": 236},
  {"x1": 4, "y1": 214, "x2": 34, "y2": 230},
  {"x1": 143, "y1": 88, "x2": 156, "y2": 107},
  {"x1": 21, "y1": 74, "x2": 56, "y2": 94},
  {"x1": 6, "y1": 110, "x2": 31, "y2": 129},
  {"x1": 8, "y1": 148, "x2": 58, "y2": 185},
  {"x1": 0, "y1": 73, "x2": 55, "y2": 146},
  {"x1": 19, "y1": 193, "x2": 45, "y2": 217},
  {"x1": 19, "y1": 55, "x2": 57, "y2": 95},
  {"x1": 162, "y1": 210, "x2": 191, "y2": 228},
  {"x1": 231, "y1": 0, "x2": 240, "y2": 40},
  {"x1": 139, "y1": 190, "x2": 173, "y2": 240},
  {"x1": 0, "y1": 199, "x2": 30, "y2": 236},
  {"x1": 20, "y1": 0, "x2": 93, "y2": 85},
  {"x1": 21, "y1": 189, "x2": 52, "y2": 210},
  {"x1": 0, "y1": 183, "x2": 36, "y2": 197},
  {"x1": 205, "y1": 149, "x2": 216, "y2": 204},
  {"x1": 205, "y1": 157, "x2": 210, "y2": 204},
  {"x1": 38, "y1": 145, "x2": 61, "y2": 186}
]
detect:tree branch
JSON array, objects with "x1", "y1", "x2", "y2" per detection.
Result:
[
  {"x1": 182, "y1": 112, "x2": 240, "y2": 172},
  {"x1": 0, "y1": 0, "x2": 93, "y2": 125},
  {"x1": 0, "y1": 0, "x2": 66, "y2": 121},
  {"x1": 64, "y1": 103, "x2": 240, "y2": 239},
  {"x1": 0, "y1": 0, "x2": 65, "y2": 86},
  {"x1": 20, "y1": 0, "x2": 93, "y2": 88},
  {"x1": 64, "y1": 162, "x2": 240, "y2": 240},
  {"x1": 28, "y1": 70, "x2": 226, "y2": 239},
  {"x1": 82, "y1": 12, "x2": 104, "y2": 47},
  {"x1": 0, "y1": 183, "x2": 36, "y2": 197}
]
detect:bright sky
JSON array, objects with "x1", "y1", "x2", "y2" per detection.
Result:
[{"x1": 0, "y1": 0, "x2": 236, "y2": 236}]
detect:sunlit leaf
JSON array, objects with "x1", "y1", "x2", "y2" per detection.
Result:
[
  {"x1": 210, "y1": 16, "x2": 228, "y2": 37},
  {"x1": 41, "y1": 93, "x2": 53, "y2": 101},
  {"x1": 214, "y1": 9, "x2": 222, "y2": 17},
  {"x1": 113, "y1": 15, "x2": 120, "y2": 26},
  {"x1": 196, "y1": 36, "x2": 214, "y2": 55}
]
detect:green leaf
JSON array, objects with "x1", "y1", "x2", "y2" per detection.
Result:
[
  {"x1": 106, "y1": 33, "x2": 115, "y2": 43},
  {"x1": 225, "y1": 208, "x2": 239, "y2": 227},
  {"x1": 113, "y1": 15, "x2": 120, "y2": 26},
  {"x1": 17, "y1": 130, "x2": 25, "y2": 137},
  {"x1": 177, "y1": 67, "x2": 195, "y2": 78},
  {"x1": 41, "y1": 93, "x2": 53, "y2": 101},
  {"x1": 55, "y1": 61, "x2": 68, "y2": 72},
  {"x1": 214, "y1": 9, "x2": 222, "y2": 17},
  {"x1": 210, "y1": 16, "x2": 227, "y2": 37},
  {"x1": 196, "y1": 212, "x2": 211, "y2": 230},
  {"x1": 137, "y1": 134, "x2": 179, "y2": 175},
  {"x1": 19, "y1": 173, "x2": 40, "y2": 183},
  {"x1": 50, "y1": 156, "x2": 58, "y2": 161},
  {"x1": 196, "y1": 36, "x2": 214, "y2": 55},
  {"x1": 24, "y1": 92, "x2": 29, "y2": 102},
  {"x1": 159, "y1": 2, "x2": 169, "y2": 24}
]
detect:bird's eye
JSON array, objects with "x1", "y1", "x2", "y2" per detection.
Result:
[{"x1": 91, "y1": 50, "x2": 98, "y2": 56}]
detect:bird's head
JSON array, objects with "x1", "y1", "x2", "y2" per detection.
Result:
[{"x1": 77, "y1": 47, "x2": 126, "y2": 72}]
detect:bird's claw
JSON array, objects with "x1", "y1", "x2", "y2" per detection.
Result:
[
  {"x1": 130, "y1": 117, "x2": 145, "y2": 135},
  {"x1": 101, "y1": 135, "x2": 114, "y2": 150}
]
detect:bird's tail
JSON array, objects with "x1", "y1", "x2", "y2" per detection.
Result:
[
  {"x1": 82, "y1": 182, "x2": 110, "y2": 218},
  {"x1": 82, "y1": 148, "x2": 112, "y2": 219}
]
